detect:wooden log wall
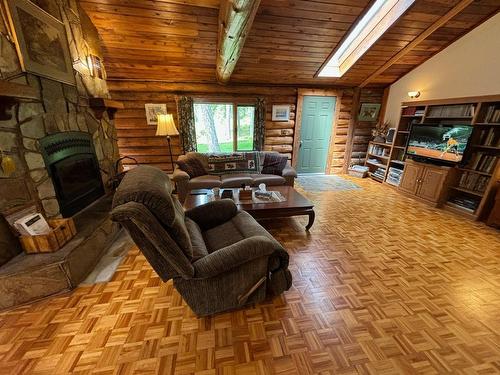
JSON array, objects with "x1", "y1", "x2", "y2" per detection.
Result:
[
  {"x1": 329, "y1": 89, "x2": 355, "y2": 174},
  {"x1": 350, "y1": 89, "x2": 386, "y2": 165},
  {"x1": 108, "y1": 81, "x2": 383, "y2": 174}
]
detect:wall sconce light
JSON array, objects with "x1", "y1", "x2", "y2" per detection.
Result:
[{"x1": 408, "y1": 91, "x2": 421, "y2": 99}]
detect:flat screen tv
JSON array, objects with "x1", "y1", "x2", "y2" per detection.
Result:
[{"x1": 406, "y1": 124, "x2": 473, "y2": 163}]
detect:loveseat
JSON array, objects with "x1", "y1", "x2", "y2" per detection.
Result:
[{"x1": 173, "y1": 151, "x2": 297, "y2": 202}]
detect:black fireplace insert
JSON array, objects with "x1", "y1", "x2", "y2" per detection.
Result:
[{"x1": 40, "y1": 132, "x2": 105, "y2": 217}]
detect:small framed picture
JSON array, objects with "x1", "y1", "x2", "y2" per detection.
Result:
[
  {"x1": 358, "y1": 103, "x2": 381, "y2": 122},
  {"x1": 272, "y1": 105, "x2": 290, "y2": 122},
  {"x1": 145, "y1": 103, "x2": 167, "y2": 125}
]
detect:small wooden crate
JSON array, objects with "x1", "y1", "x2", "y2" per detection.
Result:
[
  {"x1": 239, "y1": 189, "x2": 253, "y2": 200},
  {"x1": 19, "y1": 218, "x2": 77, "y2": 254}
]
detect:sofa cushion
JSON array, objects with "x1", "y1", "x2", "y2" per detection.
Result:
[
  {"x1": 251, "y1": 174, "x2": 286, "y2": 186},
  {"x1": 183, "y1": 152, "x2": 209, "y2": 169},
  {"x1": 188, "y1": 175, "x2": 222, "y2": 189},
  {"x1": 221, "y1": 173, "x2": 253, "y2": 188},
  {"x1": 176, "y1": 157, "x2": 206, "y2": 178},
  {"x1": 261, "y1": 153, "x2": 288, "y2": 175},
  {"x1": 207, "y1": 153, "x2": 259, "y2": 175},
  {"x1": 185, "y1": 218, "x2": 208, "y2": 261}
]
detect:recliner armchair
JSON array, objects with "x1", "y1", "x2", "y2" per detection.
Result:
[{"x1": 111, "y1": 165, "x2": 292, "y2": 316}]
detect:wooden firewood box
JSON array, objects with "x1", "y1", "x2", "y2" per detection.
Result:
[{"x1": 19, "y1": 218, "x2": 77, "y2": 254}]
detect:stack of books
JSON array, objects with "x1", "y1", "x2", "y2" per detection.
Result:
[
  {"x1": 448, "y1": 196, "x2": 479, "y2": 212},
  {"x1": 477, "y1": 128, "x2": 500, "y2": 147},
  {"x1": 458, "y1": 172, "x2": 490, "y2": 193},
  {"x1": 483, "y1": 105, "x2": 500, "y2": 123},
  {"x1": 372, "y1": 168, "x2": 386, "y2": 180},
  {"x1": 386, "y1": 167, "x2": 403, "y2": 186},
  {"x1": 427, "y1": 104, "x2": 474, "y2": 118},
  {"x1": 467, "y1": 153, "x2": 497, "y2": 173}
]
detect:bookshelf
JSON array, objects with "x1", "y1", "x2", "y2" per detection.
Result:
[{"x1": 377, "y1": 95, "x2": 500, "y2": 222}]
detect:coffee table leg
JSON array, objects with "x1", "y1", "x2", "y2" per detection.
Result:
[{"x1": 306, "y1": 210, "x2": 315, "y2": 231}]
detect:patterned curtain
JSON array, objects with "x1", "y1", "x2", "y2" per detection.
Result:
[
  {"x1": 177, "y1": 96, "x2": 197, "y2": 152},
  {"x1": 253, "y1": 97, "x2": 266, "y2": 151}
]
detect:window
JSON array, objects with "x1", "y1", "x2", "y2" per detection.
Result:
[
  {"x1": 194, "y1": 103, "x2": 255, "y2": 153},
  {"x1": 318, "y1": 0, "x2": 416, "y2": 77}
]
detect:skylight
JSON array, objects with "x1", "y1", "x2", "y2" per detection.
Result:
[{"x1": 318, "y1": 0, "x2": 416, "y2": 78}]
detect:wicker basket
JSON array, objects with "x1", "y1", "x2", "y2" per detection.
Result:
[
  {"x1": 19, "y1": 218, "x2": 76, "y2": 254},
  {"x1": 348, "y1": 166, "x2": 369, "y2": 178}
]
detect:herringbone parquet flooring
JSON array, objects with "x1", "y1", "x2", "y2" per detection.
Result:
[{"x1": 1, "y1": 178, "x2": 499, "y2": 374}]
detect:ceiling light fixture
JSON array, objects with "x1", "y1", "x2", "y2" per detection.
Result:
[{"x1": 318, "y1": 0, "x2": 416, "y2": 78}]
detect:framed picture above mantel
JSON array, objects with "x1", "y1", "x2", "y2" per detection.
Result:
[{"x1": 3, "y1": 0, "x2": 75, "y2": 85}]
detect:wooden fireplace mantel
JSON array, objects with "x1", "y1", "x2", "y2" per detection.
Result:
[
  {"x1": 88, "y1": 97, "x2": 124, "y2": 120},
  {"x1": 0, "y1": 80, "x2": 40, "y2": 120}
]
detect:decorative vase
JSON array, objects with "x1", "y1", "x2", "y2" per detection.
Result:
[{"x1": 373, "y1": 135, "x2": 386, "y2": 143}]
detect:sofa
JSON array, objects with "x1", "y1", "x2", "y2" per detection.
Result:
[
  {"x1": 173, "y1": 151, "x2": 297, "y2": 202},
  {"x1": 111, "y1": 165, "x2": 292, "y2": 316}
]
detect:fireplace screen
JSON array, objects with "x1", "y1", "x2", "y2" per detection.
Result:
[{"x1": 40, "y1": 132, "x2": 105, "y2": 217}]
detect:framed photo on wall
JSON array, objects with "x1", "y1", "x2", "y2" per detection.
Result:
[
  {"x1": 272, "y1": 105, "x2": 290, "y2": 121},
  {"x1": 4, "y1": 0, "x2": 75, "y2": 85},
  {"x1": 358, "y1": 103, "x2": 381, "y2": 122},
  {"x1": 145, "y1": 103, "x2": 167, "y2": 125}
]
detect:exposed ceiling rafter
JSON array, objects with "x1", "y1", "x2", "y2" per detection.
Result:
[
  {"x1": 216, "y1": 0, "x2": 261, "y2": 84},
  {"x1": 359, "y1": 0, "x2": 474, "y2": 87}
]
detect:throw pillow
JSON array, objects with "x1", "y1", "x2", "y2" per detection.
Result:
[
  {"x1": 207, "y1": 153, "x2": 259, "y2": 175},
  {"x1": 176, "y1": 157, "x2": 206, "y2": 178},
  {"x1": 261, "y1": 153, "x2": 288, "y2": 175}
]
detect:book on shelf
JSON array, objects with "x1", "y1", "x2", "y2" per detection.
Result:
[
  {"x1": 427, "y1": 104, "x2": 473, "y2": 118},
  {"x1": 483, "y1": 105, "x2": 500, "y2": 123},
  {"x1": 448, "y1": 196, "x2": 479, "y2": 211},
  {"x1": 478, "y1": 128, "x2": 500, "y2": 147},
  {"x1": 402, "y1": 107, "x2": 416, "y2": 116},
  {"x1": 467, "y1": 153, "x2": 497, "y2": 173},
  {"x1": 458, "y1": 172, "x2": 490, "y2": 192}
]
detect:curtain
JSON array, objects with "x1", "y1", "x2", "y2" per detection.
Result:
[
  {"x1": 177, "y1": 96, "x2": 197, "y2": 152},
  {"x1": 253, "y1": 97, "x2": 266, "y2": 151}
]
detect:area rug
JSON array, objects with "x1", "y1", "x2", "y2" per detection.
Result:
[{"x1": 297, "y1": 174, "x2": 361, "y2": 192}]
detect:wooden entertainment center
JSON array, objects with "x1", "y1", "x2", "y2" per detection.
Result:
[{"x1": 365, "y1": 95, "x2": 500, "y2": 222}]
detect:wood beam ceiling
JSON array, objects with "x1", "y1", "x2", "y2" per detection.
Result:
[
  {"x1": 359, "y1": 0, "x2": 474, "y2": 87},
  {"x1": 216, "y1": 0, "x2": 261, "y2": 84}
]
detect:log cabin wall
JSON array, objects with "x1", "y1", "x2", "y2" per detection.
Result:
[
  {"x1": 349, "y1": 89, "x2": 386, "y2": 167},
  {"x1": 108, "y1": 81, "x2": 383, "y2": 174}
]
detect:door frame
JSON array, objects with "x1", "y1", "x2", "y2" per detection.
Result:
[{"x1": 292, "y1": 88, "x2": 343, "y2": 174}]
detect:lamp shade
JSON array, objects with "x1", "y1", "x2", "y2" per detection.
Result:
[{"x1": 156, "y1": 114, "x2": 179, "y2": 136}]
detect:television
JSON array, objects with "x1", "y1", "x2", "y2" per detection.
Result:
[{"x1": 406, "y1": 124, "x2": 473, "y2": 163}]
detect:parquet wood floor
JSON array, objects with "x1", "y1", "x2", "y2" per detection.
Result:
[{"x1": 1, "y1": 178, "x2": 499, "y2": 375}]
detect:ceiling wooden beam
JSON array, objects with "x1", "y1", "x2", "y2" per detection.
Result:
[
  {"x1": 359, "y1": 0, "x2": 474, "y2": 88},
  {"x1": 216, "y1": 0, "x2": 261, "y2": 84}
]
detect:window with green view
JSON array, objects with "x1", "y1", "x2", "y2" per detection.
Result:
[{"x1": 194, "y1": 103, "x2": 255, "y2": 153}]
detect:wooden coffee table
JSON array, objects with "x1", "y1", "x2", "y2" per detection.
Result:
[{"x1": 183, "y1": 186, "x2": 315, "y2": 230}]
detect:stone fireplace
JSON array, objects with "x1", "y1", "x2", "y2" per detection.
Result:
[{"x1": 40, "y1": 132, "x2": 105, "y2": 217}]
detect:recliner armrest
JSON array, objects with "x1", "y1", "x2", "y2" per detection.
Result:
[
  {"x1": 193, "y1": 236, "x2": 277, "y2": 278},
  {"x1": 282, "y1": 163, "x2": 297, "y2": 178},
  {"x1": 173, "y1": 167, "x2": 190, "y2": 181},
  {"x1": 185, "y1": 199, "x2": 238, "y2": 230}
]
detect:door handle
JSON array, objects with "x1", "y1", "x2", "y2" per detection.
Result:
[{"x1": 299, "y1": 140, "x2": 303, "y2": 148}]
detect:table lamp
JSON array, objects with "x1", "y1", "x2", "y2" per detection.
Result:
[{"x1": 156, "y1": 114, "x2": 179, "y2": 171}]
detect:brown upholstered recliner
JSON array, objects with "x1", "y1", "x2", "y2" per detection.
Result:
[{"x1": 111, "y1": 165, "x2": 292, "y2": 316}]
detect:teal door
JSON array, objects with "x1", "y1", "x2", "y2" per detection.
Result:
[{"x1": 297, "y1": 96, "x2": 336, "y2": 173}]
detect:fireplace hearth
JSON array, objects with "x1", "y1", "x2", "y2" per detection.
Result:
[{"x1": 40, "y1": 132, "x2": 105, "y2": 217}]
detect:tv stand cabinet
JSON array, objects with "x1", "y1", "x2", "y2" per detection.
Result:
[{"x1": 399, "y1": 160, "x2": 453, "y2": 205}]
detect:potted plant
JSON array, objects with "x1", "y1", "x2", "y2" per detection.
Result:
[{"x1": 372, "y1": 121, "x2": 391, "y2": 143}]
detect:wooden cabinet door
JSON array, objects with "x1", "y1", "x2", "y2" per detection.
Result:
[
  {"x1": 399, "y1": 163, "x2": 422, "y2": 195},
  {"x1": 417, "y1": 167, "x2": 447, "y2": 202}
]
